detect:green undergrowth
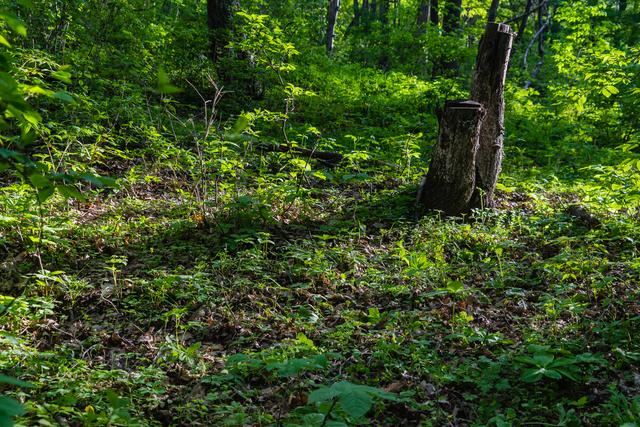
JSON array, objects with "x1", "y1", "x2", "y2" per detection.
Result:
[
  {"x1": 1, "y1": 3, "x2": 639, "y2": 423},
  {"x1": 2, "y1": 145, "x2": 640, "y2": 425}
]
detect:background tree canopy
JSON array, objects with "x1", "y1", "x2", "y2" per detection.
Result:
[{"x1": 0, "y1": 0, "x2": 639, "y2": 425}]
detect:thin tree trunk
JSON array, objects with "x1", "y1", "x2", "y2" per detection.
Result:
[
  {"x1": 345, "y1": 0, "x2": 360, "y2": 34},
  {"x1": 517, "y1": 0, "x2": 533, "y2": 41},
  {"x1": 430, "y1": 0, "x2": 439, "y2": 26},
  {"x1": 354, "y1": 0, "x2": 361, "y2": 25},
  {"x1": 537, "y1": 0, "x2": 547, "y2": 57},
  {"x1": 442, "y1": 0, "x2": 462, "y2": 33},
  {"x1": 380, "y1": 0, "x2": 390, "y2": 24},
  {"x1": 417, "y1": 0, "x2": 431, "y2": 33},
  {"x1": 417, "y1": 0, "x2": 430, "y2": 24},
  {"x1": 470, "y1": 22, "x2": 514, "y2": 209},
  {"x1": 370, "y1": 0, "x2": 378, "y2": 20},
  {"x1": 362, "y1": 0, "x2": 370, "y2": 26},
  {"x1": 417, "y1": 101, "x2": 485, "y2": 216},
  {"x1": 207, "y1": 0, "x2": 232, "y2": 63},
  {"x1": 393, "y1": 0, "x2": 399, "y2": 25},
  {"x1": 487, "y1": 0, "x2": 500, "y2": 22},
  {"x1": 440, "y1": 0, "x2": 462, "y2": 72},
  {"x1": 327, "y1": 0, "x2": 341, "y2": 53}
]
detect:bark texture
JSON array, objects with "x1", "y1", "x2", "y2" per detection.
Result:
[
  {"x1": 380, "y1": 0, "x2": 391, "y2": 24},
  {"x1": 417, "y1": 0, "x2": 430, "y2": 32},
  {"x1": 537, "y1": 1, "x2": 548, "y2": 57},
  {"x1": 207, "y1": 0, "x2": 233, "y2": 63},
  {"x1": 327, "y1": 0, "x2": 341, "y2": 53},
  {"x1": 470, "y1": 22, "x2": 514, "y2": 208},
  {"x1": 487, "y1": 0, "x2": 500, "y2": 22},
  {"x1": 430, "y1": 0, "x2": 439, "y2": 25},
  {"x1": 517, "y1": 0, "x2": 533, "y2": 41},
  {"x1": 417, "y1": 101, "x2": 485, "y2": 216},
  {"x1": 353, "y1": 0, "x2": 361, "y2": 26}
]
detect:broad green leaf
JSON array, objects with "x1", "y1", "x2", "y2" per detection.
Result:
[
  {"x1": 37, "y1": 186, "x2": 55, "y2": 203},
  {"x1": 542, "y1": 369, "x2": 562, "y2": 380},
  {"x1": 230, "y1": 114, "x2": 250, "y2": 135},
  {"x1": 80, "y1": 173, "x2": 117, "y2": 188},
  {"x1": 52, "y1": 91, "x2": 74, "y2": 103},
  {"x1": 295, "y1": 332, "x2": 315, "y2": 348},
  {"x1": 553, "y1": 368, "x2": 580, "y2": 382},
  {"x1": 532, "y1": 353, "x2": 554, "y2": 367},
  {"x1": 0, "y1": 395, "x2": 25, "y2": 417},
  {"x1": 28, "y1": 173, "x2": 51, "y2": 189},
  {"x1": 57, "y1": 185, "x2": 86, "y2": 201},
  {"x1": 156, "y1": 68, "x2": 182, "y2": 94},
  {"x1": 21, "y1": 110, "x2": 41, "y2": 126},
  {"x1": 299, "y1": 413, "x2": 324, "y2": 426},
  {"x1": 338, "y1": 389, "x2": 372, "y2": 418},
  {"x1": 308, "y1": 386, "x2": 339, "y2": 404},
  {"x1": 521, "y1": 368, "x2": 544, "y2": 383},
  {"x1": 0, "y1": 13, "x2": 27, "y2": 36},
  {"x1": 446, "y1": 280, "x2": 464, "y2": 294},
  {"x1": 51, "y1": 70, "x2": 72, "y2": 84},
  {"x1": 604, "y1": 85, "x2": 619, "y2": 96},
  {"x1": 0, "y1": 375, "x2": 31, "y2": 388}
]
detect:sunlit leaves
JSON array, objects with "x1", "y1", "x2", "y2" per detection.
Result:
[
  {"x1": 156, "y1": 68, "x2": 182, "y2": 94},
  {"x1": 0, "y1": 12, "x2": 27, "y2": 37},
  {"x1": 308, "y1": 381, "x2": 397, "y2": 419},
  {"x1": 601, "y1": 84, "x2": 619, "y2": 98}
]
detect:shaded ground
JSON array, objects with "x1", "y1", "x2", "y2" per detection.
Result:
[{"x1": 2, "y1": 162, "x2": 640, "y2": 425}]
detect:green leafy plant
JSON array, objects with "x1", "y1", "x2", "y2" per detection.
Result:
[
  {"x1": 515, "y1": 345, "x2": 602, "y2": 383},
  {"x1": 0, "y1": 374, "x2": 32, "y2": 427},
  {"x1": 291, "y1": 381, "x2": 398, "y2": 426}
]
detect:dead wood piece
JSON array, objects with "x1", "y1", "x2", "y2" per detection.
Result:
[
  {"x1": 470, "y1": 22, "x2": 514, "y2": 209},
  {"x1": 417, "y1": 100, "x2": 486, "y2": 216},
  {"x1": 566, "y1": 204, "x2": 600, "y2": 229}
]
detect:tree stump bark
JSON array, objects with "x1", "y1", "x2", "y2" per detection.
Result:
[
  {"x1": 417, "y1": 101, "x2": 485, "y2": 216},
  {"x1": 470, "y1": 22, "x2": 514, "y2": 208}
]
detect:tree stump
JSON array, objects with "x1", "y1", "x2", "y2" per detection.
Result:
[
  {"x1": 470, "y1": 22, "x2": 514, "y2": 208},
  {"x1": 417, "y1": 101, "x2": 485, "y2": 216}
]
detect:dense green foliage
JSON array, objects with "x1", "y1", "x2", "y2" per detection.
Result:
[{"x1": 0, "y1": 0, "x2": 639, "y2": 425}]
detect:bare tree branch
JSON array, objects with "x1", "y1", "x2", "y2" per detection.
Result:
[{"x1": 502, "y1": 0, "x2": 547, "y2": 25}]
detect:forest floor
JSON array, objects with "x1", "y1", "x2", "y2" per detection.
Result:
[{"x1": 2, "y1": 59, "x2": 640, "y2": 426}]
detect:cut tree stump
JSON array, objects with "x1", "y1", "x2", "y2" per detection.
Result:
[
  {"x1": 417, "y1": 101, "x2": 485, "y2": 216},
  {"x1": 470, "y1": 22, "x2": 514, "y2": 208}
]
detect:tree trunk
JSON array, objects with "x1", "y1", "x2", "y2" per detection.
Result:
[
  {"x1": 417, "y1": 0, "x2": 431, "y2": 33},
  {"x1": 417, "y1": 101, "x2": 485, "y2": 216},
  {"x1": 442, "y1": 0, "x2": 462, "y2": 33},
  {"x1": 487, "y1": 0, "x2": 500, "y2": 22},
  {"x1": 362, "y1": 0, "x2": 370, "y2": 26},
  {"x1": 430, "y1": 0, "x2": 439, "y2": 26},
  {"x1": 327, "y1": 0, "x2": 341, "y2": 53},
  {"x1": 354, "y1": 0, "x2": 361, "y2": 26},
  {"x1": 470, "y1": 23, "x2": 514, "y2": 209},
  {"x1": 207, "y1": 0, "x2": 232, "y2": 63},
  {"x1": 380, "y1": 0, "x2": 391, "y2": 24},
  {"x1": 517, "y1": 0, "x2": 533, "y2": 42},
  {"x1": 537, "y1": 1, "x2": 548, "y2": 57}
]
